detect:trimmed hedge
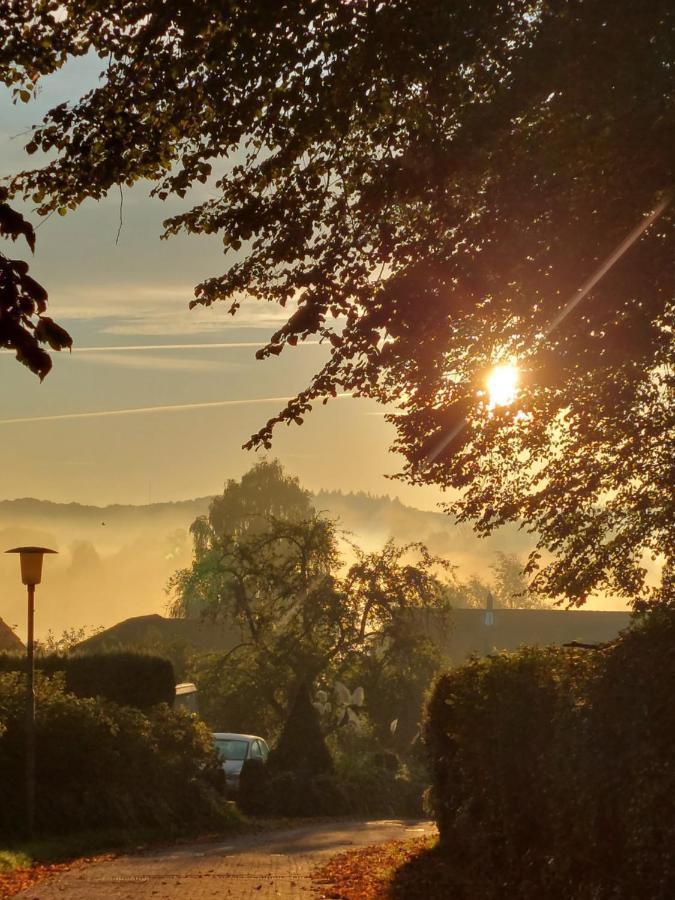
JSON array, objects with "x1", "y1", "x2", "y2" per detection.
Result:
[
  {"x1": 424, "y1": 610, "x2": 675, "y2": 899},
  {"x1": 0, "y1": 651, "x2": 175, "y2": 709},
  {"x1": 0, "y1": 672, "x2": 230, "y2": 837}
]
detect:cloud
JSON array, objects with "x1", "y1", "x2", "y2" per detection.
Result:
[
  {"x1": 52, "y1": 282, "x2": 291, "y2": 334},
  {"x1": 70, "y1": 341, "x2": 282, "y2": 352},
  {"x1": 66, "y1": 341, "x2": 321, "y2": 369},
  {"x1": 71, "y1": 351, "x2": 233, "y2": 373}
]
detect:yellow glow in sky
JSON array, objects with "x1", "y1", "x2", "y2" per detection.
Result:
[{"x1": 487, "y1": 363, "x2": 519, "y2": 408}]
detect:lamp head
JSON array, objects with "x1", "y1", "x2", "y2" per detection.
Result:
[{"x1": 6, "y1": 547, "x2": 57, "y2": 586}]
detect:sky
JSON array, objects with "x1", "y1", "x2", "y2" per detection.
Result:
[
  {"x1": 0, "y1": 55, "x2": 634, "y2": 630},
  {"x1": 0, "y1": 55, "x2": 447, "y2": 511}
]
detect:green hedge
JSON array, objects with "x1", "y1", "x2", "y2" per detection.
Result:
[
  {"x1": 0, "y1": 651, "x2": 175, "y2": 709},
  {"x1": 424, "y1": 609, "x2": 675, "y2": 899},
  {"x1": 0, "y1": 672, "x2": 230, "y2": 837}
]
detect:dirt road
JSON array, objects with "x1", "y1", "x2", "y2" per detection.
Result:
[{"x1": 16, "y1": 819, "x2": 435, "y2": 900}]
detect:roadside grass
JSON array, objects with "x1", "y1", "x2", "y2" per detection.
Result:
[
  {"x1": 0, "y1": 853, "x2": 31, "y2": 876},
  {"x1": 315, "y1": 833, "x2": 472, "y2": 899}
]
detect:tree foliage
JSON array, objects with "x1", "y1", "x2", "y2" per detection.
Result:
[
  {"x1": 2, "y1": 2, "x2": 672, "y2": 605},
  {"x1": 0, "y1": 191, "x2": 71, "y2": 378},
  {"x1": 199, "y1": 459, "x2": 313, "y2": 543},
  {"x1": 1, "y1": 23, "x2": 72, "y2": 376},
  {"x1": 171, "y1": 461, "x2": 451, "y2": 731},
  {"x1": 459, "y1": 551, "x2": 549, "y2": 610}
]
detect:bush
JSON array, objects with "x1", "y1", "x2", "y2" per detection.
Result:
[
  {"x1": 424, "y1": 610, "x2": 675, "y2": 899},
  {"x1": 240, "y1": 742, "x2": 426, "y2": 819},
  {"x1": 0, "y1": 672, "x2": 231, "y2": 837},
  {"x1": 267, "y1": 682, "x2": 333, "y2": 777},
  {"x1": 237, "y1": 758, "x2": 269, "y2": 815},
  {"x1": 238, "y1": 682, "x2": 337, "y2": 817},
  {"x1": 338, "y1": 752, "x2": 426, "y2": 818},
  {"x1": 262, "y1": 770, "x2": 349, "y2": 817},
  {"x1": 238, "y1": 682, "x2": 428, "y2": 819},
  {"x1": 0, "y1": 651, "x2": 175, "y2": 710}
]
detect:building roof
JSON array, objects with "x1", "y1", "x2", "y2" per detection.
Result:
[
  {"x1": 0, "y1": 617, "x2": 24, "y2": 652},
  {"x1": 439, "y1": 607, "x2": 631, "y2": 663},
  {"x1": 74, "y1": 613, "x2": 241, "y2": 654}
]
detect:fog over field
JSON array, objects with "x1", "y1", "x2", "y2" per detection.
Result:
[{"x1": 0, "y1": 490, "x2": 629, "y2": 641}]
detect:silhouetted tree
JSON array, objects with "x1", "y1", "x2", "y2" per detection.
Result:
[
  {"x1": 171, "y1": 463, "x2": 452, "y2": 728},
  {"x1": 4, "y1": 2, "x2": 672, "y2": 605},
  {"x1": 0, "y1": 192, "x2": 71, "y2": 377}
]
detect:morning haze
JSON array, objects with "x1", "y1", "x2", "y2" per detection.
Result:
[
  {"x1": 0, "y1": 485, "x2": 544, "y2": 641},
  {"x1": 0, "y1": 6, "x2": 670, "y2": 895}
]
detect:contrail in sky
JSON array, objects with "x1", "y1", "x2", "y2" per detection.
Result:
[
  {"x1": 70, "y1": 341, "x2": 321, "y2": 353},
  {"x1": 0, "y1": 393, "x2": 351, "y2": 426},
  {"x1": 1, "y1": 340, "x2": 322, "y2": 355}
]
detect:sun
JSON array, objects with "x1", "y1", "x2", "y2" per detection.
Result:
[{"x1": 486, "y1": 363, "x2": 519, "y2": 408}]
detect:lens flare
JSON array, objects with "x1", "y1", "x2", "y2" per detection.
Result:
[{"x1": 487, "y1": 363, "x2": 519, "y2": 408}]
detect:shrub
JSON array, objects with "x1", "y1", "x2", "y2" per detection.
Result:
[
  {"x1": 583, "y1": 609, "x2": 675, "y2": 897},
  {"x1": 241, "y1": 743, "x2": 426, "y2": 819},
  {"x1": 241, "y1": 682, "x2": 336, "y2": 817},
  {"x1": 237, "y1": 758, "x2": 269, "y2": 815},
  {"x1": 267, "y1": 682, "x2": 333, "y2": 777},
  {"x1": 0, "y1": 672, "x2": 231, "y2": 837},
  {"x1": 424, "y1": 609, "x2": 675, "y2": 899},
  {"x1": 0, "y1": 651, "x2": 175, "y2": 709},
  {"x1": 238, "y1": 682, "x2": 428, "y2": 819},
  {"x1": 338, "y1": 752, "x2": 426, "y2": 818},
  {"x1": 261, "y1": 770, "x2": 348, "y2": 817}
]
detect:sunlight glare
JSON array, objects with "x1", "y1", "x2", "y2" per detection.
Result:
[{"x1": 487, "y1": 363, "x2": 519, "y2": 408}]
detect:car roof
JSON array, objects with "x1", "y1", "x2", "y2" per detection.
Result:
[{"x1": 211, "y1": 732, "x2": 266, "y2": 742}]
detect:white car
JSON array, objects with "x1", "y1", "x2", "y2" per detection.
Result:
[{"x1": 212, "y1": 732, "x2": 269, "y2": 792}]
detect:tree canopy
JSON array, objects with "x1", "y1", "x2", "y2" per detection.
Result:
[
  {"x1": 2, "y1": 1, "x2": 673, "y2": 607},
  {"x1": 170, "y1": 461, "x2": 451, "y2": 729},
  {"x1": 460, "y1": 552, "x2": 549, "y2": 610}
]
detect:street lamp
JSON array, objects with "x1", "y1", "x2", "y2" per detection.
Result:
[{"x1": 6, "y1": 546, "x2": 57, "y2": 835}]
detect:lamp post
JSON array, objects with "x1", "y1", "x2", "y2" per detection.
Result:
[
  {"x1": 6, "y1": 546, "x2": 57, "y2": 836},
  {"x1": 483, "y1": 589, "x2": 495, "y2": 655}
]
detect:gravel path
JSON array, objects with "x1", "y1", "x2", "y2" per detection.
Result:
[{"x1": 15, "y1": 819, "x2": 435, "y2": 899}]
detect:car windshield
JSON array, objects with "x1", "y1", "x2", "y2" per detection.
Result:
[{"x1": 214, "y1": 739, "x2": 249, "y2": 761}]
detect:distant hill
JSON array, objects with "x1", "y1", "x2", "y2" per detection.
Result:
[
  {"x1": 313, "y1": 489, "x2": 533, "y2": 563},
  {"x1": 0, "y1": 491, "x2": 623, "y2": 640}
]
